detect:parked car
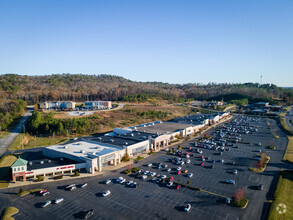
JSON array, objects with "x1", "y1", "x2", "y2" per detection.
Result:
[
  {"x1": 41, "y1": 200, "x2": 51, "y2": 208},
  {"x1": 188, "y1": 173, "x2": 193, "y2": 178},
  {"x1": 226, "y1": 198, "x2": 231, "y2": 204},
  {"x1": 42, "y1": 191, "x2": 50, "y2": 196},
  {"x1": 147, "y1": 163, "x2": 152, "y2": 167},
  {"x1": 176, "y1": 185, "x2": 181, "y2": 190},
  {"x1": 176, "y1": 167, "x2": 182, "y2": 171},
  {"x1": 69, "y1": 186, "x2": 76, "y2": 191},
  {"x1": 233, "y1": 170, "x2": 238, "y2": 175},
  {"x1": 184, "y1": 204, "x2": 191, "y2": 212},
  {"x1": 80, "y1": 183, "x2": 87, "y2": 188},
  {"x1": 102, "y1": 190, "x2": 111, "y2": 197},
  {"x1": 258, "y1": 184, "x2": 264, "y2": 191},
  {"x1": 182, "y1": 169, "x2": 188, "y2": 173},
  {"x1": 225, "y1": 179, "x2": 236, "y2": 184},
  {"x1": 65, "y1": 183, "x2": 75, "y2": 189},
  {"x1": 166, "y1": 168, "x2": 171, "y2": 172},
  {"x1": 177, "y1": 171, "x2": 182, "y2": 175},
  {"x1": 39, "y1": 190, "x2": 47, "y2": 194},
  {"x1": 105, "y1": 179, "x2": 111, "y2": 184},
  {"x1": 82, "y1": 209, "x2": 94, "y2": 219},
  {"x1": 141, "y1": 175, "x2": 147, "y2": 180},
  {"x1": 200, "y1": 162, "x2": 204, "y2": 166},
  {"x1": 167, "y1": 181, "x2": 173, "y2": 187},
  {"x1": 54, "y1": 198, "x2": 64, "y2": 204}
]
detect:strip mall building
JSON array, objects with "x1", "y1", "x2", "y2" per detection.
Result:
[{"x1": 11, "y1": 112, "x2": 230, "y2": 182}]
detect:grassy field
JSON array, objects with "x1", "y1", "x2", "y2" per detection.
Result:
[
  {"x1": 268, "y1": 171, "x2": 293, "y2": 220},
  {"x1": 284, "y1": 136, "x2": 293, "y2": 163},
  {"x1": 0, "y1": 155, "x2": 17, "y2": 189},
  {"x1": 9, "y1": 134, "x2": 68, "y2": 151}
]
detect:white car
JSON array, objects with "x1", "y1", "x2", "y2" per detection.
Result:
[
  {"x1": 80, "y1": 183, "x2": 87, "y2": 188},
  {"x1": 126, "y1": 180, "x2": 133, "y2": 186},
  {"x1": 176, "y1": 167, "x2": 182, "y2": 171},
  {"x1": 105, "y1": 179, "x2": 111, "y2": 184},
  {"x1": 184, "y1": 204, "x2": 191, "y2": 212},
  {"x1": 41, "y1": 200, "x2": 51, "y2": 208},
  {"x1": 188, "y1": 173, "x2": 193, "y2": 178},
  {"x1": 161, "y1": 175, "x2": 167, "y2": 179},
  {"x1": 142, "y1": 175, "x2": 147, "y2": 179},
  {"x1": 54, "y1": 198, "x2": 64, "y2": 204},
  {"x1": 147, "y1": 163, "x2": 152, "y2": 167},
  {"x1": 166, "y1": 168, "x2": 171, "y2": 172},
  {"x1": 167, "y1": 181, "x2": 173, "y2": 187},
  {"x1": 185, "y1": 159, "x2": 190, "y2": 164},
  {"x1": 233, "y1": 169, "x2": 238, "y2": 175},
  {"x1": 65, "y1": 183, "x2": 75, "y2": 189},
  {"x1": 42, "y1": 191, "x2": 50, "y2": 196},
  {"x1": 69, "y1": 186, "x2": 76, "y2": 191},
  {"x1": 102, "y1": 190, "x2": 111, "y2": 197}
]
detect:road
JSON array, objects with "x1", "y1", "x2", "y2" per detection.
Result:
[{"x1": 0, "y1": 106, "x2": 34, "y2": 157}]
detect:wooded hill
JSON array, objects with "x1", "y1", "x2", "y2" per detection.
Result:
[{"x1": 0, "y1": 73, "x2": 292, "y2": 104}]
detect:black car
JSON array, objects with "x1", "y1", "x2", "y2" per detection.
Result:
[
  {"x1": 82, "y1": 209, "x2": 94, "y2": 219},
  {"x1": 258, "y1": 184, "x2": 263, "y2": 191}
]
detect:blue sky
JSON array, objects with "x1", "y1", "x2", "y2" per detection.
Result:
[{"x1": 0, "y1": 0, "x2": 292, "y2": 86}]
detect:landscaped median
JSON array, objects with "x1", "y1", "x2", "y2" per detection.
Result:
[
  {"x1": 249, "y1": 153, "x2": 270, "y2": 173},
  {"x1": 284, "y1": 136, "x2": 293, "y2": 163},
  {"x1": 0, "y1": 207, "x2": 19, "y2": 220},
  {"x1": 17, "y1": 188, "x2": 44, "y2": 197},
  {"x1": 268, "y1": 170, "x2": 293, "y2": 220}
]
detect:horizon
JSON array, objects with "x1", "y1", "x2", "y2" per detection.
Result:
[
  {"x1": 0, "y1": 0, "x2": 293, "y2": 86},
  {"x1": 1, "y1": 72, "x2": 290, "y2": 87}
]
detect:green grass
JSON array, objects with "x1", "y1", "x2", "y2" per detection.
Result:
[
  {"x1": 9, "y1": 134, "x2": 68, "y2": 151},
  {"x1": 135, "y1": 156, "x2": 144, "y2": 162},
  {"x1": 0, "y1": 206, "x2": 19, "y2": 220},
  {"x1": 284, "y1": 136, "x2": 293, "y2": 163},
  {"x1": 18, "y1": 188, "x2": 44, "y2": 197},
  {"x1": 268, "y1": 171, "x2": 293, "y2": 220},
  {"x1": 280, "y1": 117, "x2": 293, "y2": 135},
  {"x1": 0, "y1": 131, "x2": 10, "y2": 139},
  {"x1": 0, "y1": 155, "x2": 17, "y2": 189}
]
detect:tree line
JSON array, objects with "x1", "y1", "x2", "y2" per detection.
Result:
[
  {"x1": 26, "y1": 111, "x2": 90, "y2": 135},
  {"x1": 0, "y1": 99, "x2": 27, "y2": 130}
]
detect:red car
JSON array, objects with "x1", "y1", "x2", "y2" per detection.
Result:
[
  {"x1": 168, "y1": 176, "x2": 174, "y2": 181},
  {"x1": 186, "y1": 152, "x2": 190, "y2": 155},
  {"x1": 176, "y1": 185, "x2": 181, "y2": 190},
  {"x1": 201, "y1": 156, "x2": 204, "y2": 159},
  {"x1": 177, "y1": 171, "x2": 182, "y2": 175},
  {"x1": 200, "y1": 162, "x2": 204, "y2": 166},
  {"x1": 39, "y1": 190, "x2": 47, "y2": 194}
]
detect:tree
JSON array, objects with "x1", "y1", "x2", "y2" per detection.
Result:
[{"x1": 233, "y1": 187, "x2": 245, "y2": 202}]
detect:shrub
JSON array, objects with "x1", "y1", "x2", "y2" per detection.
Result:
[
  {"x1": 73, "y1": 170, "x2": 80, "y2": 176},
  {"x1": 35, "y1": 176, "x2": 44, "y2": 182},
  {"x1": 233, "y1": 197, "x2": 248, "y2": 208},
  {"x1": 131, "y1": 167, "x2": 140, "y2": 173},
  {"x1": 149, "y1": 151, "x2": 155, "y2": 155},
  {"x1": 19, "y1": 188, "x2": 24, "y2": 194},
  {"x1": 124, "y1": 169, "x2": 131, "y2": 174},
  {"x1": 121, "y1": 154, "x2": 130, "y2": 162},
  {"x1": 53, "y1": 175, "x2": 63, "y2": 180},
  {"x1": 187, "y1": 180, "x2": 191, "y2": 185},
  {"x1": 135, "y1": 156, "x2": 144, "y2": 162},
  {"x1": 175, "y1": 134, "x2": 181, "y2": 139},
  {"x1": 268, "y1": 145, "x2": 276, "y2": 150},
  {"x1": 178, "y1": 179, "x2": 181, "y2": 182}
]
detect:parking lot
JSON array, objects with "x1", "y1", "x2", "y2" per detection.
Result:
[{"x1": 0, "y1": 115, "x2": 290, "y2": 220}]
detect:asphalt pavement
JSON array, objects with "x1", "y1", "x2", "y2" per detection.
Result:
[{"x1": 0, "y1": 107, "x2": 33, "y2": 157}]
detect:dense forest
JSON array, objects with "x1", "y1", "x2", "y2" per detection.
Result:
[{"x1": 0, "y1": 74, "x2": 292, "y2": 104}]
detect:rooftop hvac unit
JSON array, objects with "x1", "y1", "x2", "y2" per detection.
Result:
[
  {"x1": 64, "y1": 146, "x2": 68, "y2": 149},
  {"x1": 48, "y1": 160, "x2": 51, "y2": 163},
  {"x1": 143, "y1": 136, "x2": 146, "y2": 140},
  {"x1": 40, "y1": 161, "x2": 44, "y2": 164},
  {"x1": 131, "y1": 134, "x2": 134, "y2": 136},
  {"x1": 124, "y1": 142, "x2": 128, "y2": 145},
  {"x1": 110, "y1": 139, "x2": 114, "y2": 143},
  {"x1": 81, "y1": 150, "x2": 86, "y2": 153},
  {"x1": 60, "y1": 158, "x2": 64, "y2": 161},
  {"x1": 28, "y1": 161, "x2": 32, "y2": 166}
]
